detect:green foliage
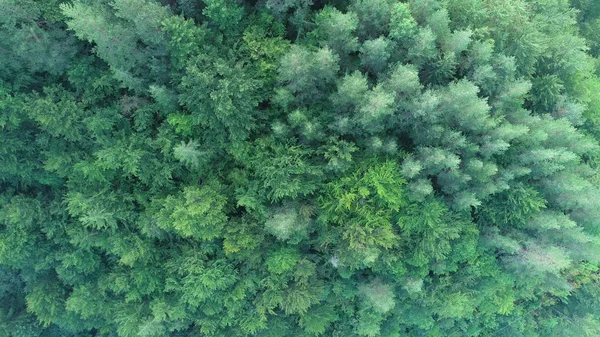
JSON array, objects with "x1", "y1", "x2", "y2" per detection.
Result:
[
  {"x1": 389, "y1": 2, "x2": 418, "y2": 43},
  {"x1": 2, "y1": 0, "x2": 600, "y2": 336},
  {"x1": 173, "y1": 139, "x2": 207, "y2": 168},
  {"x1": 318, "y1": 160, "x2": 407, "y2": 269},
  {"x1": 201, "y1": 0, "x2": 245, "y2": 33},
  {"x1": 242, "y1": 13, "x2": 290, "y2": 81},
  {"x1": 358, "y1": 279, "x2": 396, "y2": 313},
  {"x1": 61, "y1": 0, "x2": 170, "y2": 91},
  {"x1": 156, "y1": 182, "x2": 228, "y2": 240},
  {"x1": 477, "y1": 186, "x2": 547, "y2": 228},
  {"x1": 398, "y1": 199, "x2": 465, "y2": 266},
  {"x1": 278, "y1": 45, "x2": 340, "y2": 104},
  {"x1": 359, "y1": 37, "x2": 393, "y2": 74},
  {"x1": 312, "y1": 6, "x2": 359, "y2": 56},
  {"x1": 266, "y1": 247, "x2": 299, "y2": 274},
  {"x1": 178, "y1": 56, "x2": 264, "y2": 146},
  {"x1": 0, "y1": 0, "x2": 79, "y2": 89},
  {"x1": 241, "y1": 137, "x2": 324, "y2": 201},
  {"x1": 264, "y1": 203, "x2": 310, "y2": 243}
]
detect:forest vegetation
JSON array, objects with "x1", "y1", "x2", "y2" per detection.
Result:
[{"x1": 2, "y1": 0, "x2": 600, "y2": 336}]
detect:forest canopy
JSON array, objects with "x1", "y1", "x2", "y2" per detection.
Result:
[{"x1": 2, "y1": 0, "x2": 600, "y2": 336}]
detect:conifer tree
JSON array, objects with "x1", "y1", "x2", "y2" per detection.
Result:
[{"x1": 1, "y1": 0, "x2": 600, "y2": 336}]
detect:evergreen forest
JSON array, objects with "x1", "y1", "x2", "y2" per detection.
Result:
[{"x1": 4, "y1": 0, "x2": 600, "y2": 336}]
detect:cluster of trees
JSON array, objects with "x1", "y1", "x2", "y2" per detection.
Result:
[{"x1": 2, "y1": 0, "x2": 600, "y2": 336}]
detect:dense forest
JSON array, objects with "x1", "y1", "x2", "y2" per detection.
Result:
[{"x1": 2, "y1": 0, "x2": 600, "y2": 336}]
